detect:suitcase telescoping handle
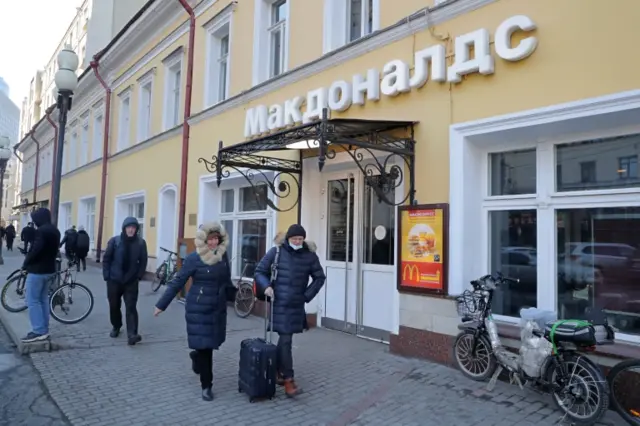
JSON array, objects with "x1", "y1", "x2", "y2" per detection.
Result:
[{"x1": 264, "y1": 296, "x2": 274, "y2": 343}]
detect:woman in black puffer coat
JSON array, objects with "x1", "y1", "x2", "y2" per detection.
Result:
[
  {"x1": 154, "y1": 222, "x2": 232, "y2": 401},
  {"x1": 255, "y1": 224, "x2": 326, "y2": 398}
]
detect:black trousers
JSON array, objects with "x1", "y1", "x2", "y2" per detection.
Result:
[
  {"x1": 107, "y1": 281, "x2": 139, "y2": 337},
  {"x1": 277, "y1": 333, "x2": 294, "y2": 379},
  {"x1": 194, "y1": 349, "x2": 213, "y2": 389},
  {"x1": 76, "y1": 256, "x2": 86, "y2": 271},
  {"x1": 6, "y1": 238, "x2": 13, "y2": 250}
]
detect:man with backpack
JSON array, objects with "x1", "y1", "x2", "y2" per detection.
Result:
[
  {"x1": 102, "y1": 217, "x2": 148, "y2": 345},
  {"x1": 75, "y1": 225, "x2": 90, "y2": 271},
  {"x1": 59, "y1": 225, "x2": 78, "y2": 263},
  {"x1": 21, "y1": 222, "x2": 35, "y2": 252}
]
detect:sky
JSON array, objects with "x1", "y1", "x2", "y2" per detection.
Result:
[{"x1": 0, "y1": 0, "x2": 80, "y2": 106}]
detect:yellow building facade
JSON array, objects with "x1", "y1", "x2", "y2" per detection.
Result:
[{"x1": 15, "y1": 0, "x2": 640, "y2": 361}]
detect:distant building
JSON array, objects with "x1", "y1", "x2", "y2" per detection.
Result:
[{"x1": 0, "y1": 77, "x2": 20, "y2": 225}]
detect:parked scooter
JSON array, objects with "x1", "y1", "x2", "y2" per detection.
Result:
[{"x1": 453, "y1": 272, "x2": 614, "y2": 425}]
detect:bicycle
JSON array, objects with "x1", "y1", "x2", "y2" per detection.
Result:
[
  {"x1": 1, "y1": 254, "x2": 63, "y2": 313},
  {"x1": 151, "y1": 247, "x2": 180, "y2": 292},
  {"x1": 1, "y1": 259, "x2": 94, "y2": 324},
  {"x1": 453, "y1": 272, "x2": 613, "y2": 425},
  {"x1": 608, "y1": 358, "x2": 640, "y2": 425},
  {"x1": 233, "y1": 258, "x2": 257, "y2": 318}
]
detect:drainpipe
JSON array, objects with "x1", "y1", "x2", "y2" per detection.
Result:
[
  {"x1": 45, "y1": 105, "x2": 59, "y2": 203},
  {"x1": 90, "y1": 57, "x2": 112, "y2": 262},
  {"x1": 29, "y1": 132, "x2": 41, "y2": 204},
  {"x1": 176, "y1": 0, "x2": 196, "y2": 245},
  {"x1": 12, "y1": 146, "x2": 23, "y2": 163}
]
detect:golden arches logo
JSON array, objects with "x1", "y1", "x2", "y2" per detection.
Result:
[{"x1": 402, "y1": 264, "x2": 420, "y2": 282}]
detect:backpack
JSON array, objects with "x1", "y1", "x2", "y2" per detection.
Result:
[
  {"x1": 254, "y1": 246, "x2": 280, "y2": 302},
  {"x1": 76, "y1": 232, "x2": 90, "y2": 251}
]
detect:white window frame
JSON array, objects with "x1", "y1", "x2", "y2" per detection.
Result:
[
  {"x1": 92, "y1": 107, "x2": 104, "y2": 161},
  {"x1": 113, "y1": 190, "x2": 147, "y2": 241},
  {"x1": 127, "y1": 200, "x2": 146, "y2": 238},
  {"x1": 323, "y1": 0, "x2": 380, "y2": 53},
  {"x1": 117, "y1": 89, "x2": 132, "y2": 152},
  {"x1": 162, "y1": 50, "x2": 183, "y2": 131},
  {"x1": 204, "y1": 8, "x2": 233, "y2": 108},
  {"x1": 78, "y1": 196, "x2": 97, "y2": 250},
  {"x1": 137, "y1": 70, "x2": 155, "y2": 143},
  {"x1": 198, "y1": 172, "x2": 277, "y2": 278},
  {"x1": 80, "y1": 116, "x2": 89, "y2": 166},
  {"x1": 252, "y1": 0, "x2": 290, "y2": 85},
  {"x1": 68, "y1": 127, "x2": 77, "y2": 173},
  {"x1": 450, "y1": 89, "x2": 640, "y2": 344}
]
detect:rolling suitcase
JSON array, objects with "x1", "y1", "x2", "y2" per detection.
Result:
[{"x1": 238, "y1": 297, "x2": 277, "y2": 402}]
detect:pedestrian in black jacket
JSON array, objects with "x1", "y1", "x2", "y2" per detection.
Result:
[
  {"x1": 254, "y1": 224, "x2": 326, "y2": 397},
  {"x1": 59, "y1": 226, "x2": 78, "y2": 263},
  {"x1": 154, "y1": 222, "x2": 232, "y2": 401},
  {"x1": 4, "y1": 223, "x2": 16, "y2": 251},
  {"x1": 21, "y1": 222, "x2": 36, "y2": 252},
  {"x1": 102, "y1": 217, "x2": 148, "y2": 345},
  {"x1": 21, "y1": 208, "x2": 61, "y2": 343},
  {"x1": 75, "y1": 226, "x2": 90, "y2": 271}
]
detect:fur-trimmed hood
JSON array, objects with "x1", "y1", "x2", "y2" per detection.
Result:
[
  {"x1": 195, "y1": 222, "x2": 229, "y2": 265},
  {"x1": 273, "y1": 232, "x2": 317, "y2": 252}
]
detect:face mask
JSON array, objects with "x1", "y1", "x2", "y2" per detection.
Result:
[{"x1": 289, "y1": 242, "x2": 303, "y2": 251}]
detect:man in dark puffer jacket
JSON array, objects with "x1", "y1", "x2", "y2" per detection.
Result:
[
  {"x1": 255, "y1": 224, "x2": 326, "y2": 398},
  {"x1": 102, "y1": 217, "x2": 148, "y2": 345}
]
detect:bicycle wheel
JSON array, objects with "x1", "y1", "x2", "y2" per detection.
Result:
[
  {"x1": 50, "y1": 282, "x2": 94, "y2": 324},
  {"x1": 1, "y1": 274, "x2": 28, "y2": 313},
  {"x1": 234, "y1": 281, "x2": 255, "y2": 318},
  {"x1": 609, "y1": 359, "x2": 640, "y2": 425},
  {"x1": 151, "y1": 264, "x2": 167, "y2": 292}
]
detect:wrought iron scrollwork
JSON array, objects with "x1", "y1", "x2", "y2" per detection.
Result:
[{"x1": 198, "y1": 153, "x2": 302, "y2": 213}]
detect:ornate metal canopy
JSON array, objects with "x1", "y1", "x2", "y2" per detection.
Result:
[{"x1": 198, "y1": 108, "x2": 416, "y2": 213}]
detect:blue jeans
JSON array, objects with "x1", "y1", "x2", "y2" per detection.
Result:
[{"x1": 26, "y1": 274, "x2": 52, "y2": 335}]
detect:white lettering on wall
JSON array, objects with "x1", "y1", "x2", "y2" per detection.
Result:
[
  {"x1": 244, "y1": 15, "x2": 538, "y2": 138},
  {"x1": 494, "y1": 15, "x2": 538, "y2": 62}
]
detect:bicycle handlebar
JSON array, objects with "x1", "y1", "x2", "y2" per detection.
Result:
[
  {"x1": 160, "y1": 247, "x2": 178, "y2": 256},
  {"x1": 470, "y1": 272, "x2": 519, "y2": 291}
]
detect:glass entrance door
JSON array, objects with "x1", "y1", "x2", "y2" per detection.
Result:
[{"x1": 321, "y1": 172, "x2": 396, "y2": 342}]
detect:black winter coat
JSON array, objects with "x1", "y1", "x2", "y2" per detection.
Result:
[
  {"x1": 255, "y1": 236, "x2": 326, "y2": 335},
  {"x1": 75, "y1": 231, "x2": 90, "y2": 257},
  {"x1": 102, "y1": 217, "x2": 148, "y2": 284},
  {"x1": 155, "y1": 222, "x2": 231, "y2": 350},
  {"x1": 21, "y1": 226, "x2": 35, "y2": 242},
  {"x1": 22, "y1": 208, "x2": 60, "y2": 274}
]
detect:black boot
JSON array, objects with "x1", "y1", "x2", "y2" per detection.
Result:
[
  {"x1": 189, "y1": 351, "x2": 199, "y2": 375},
  {"x1": 127, "y1": 335, "x2": 142, "y2": 345},
  {"x1": 201, "y1": 387, "x2": 214, "y2": 401},
  {"x1": 110, "y1": 328, "x2": 120, "y2": 338}
]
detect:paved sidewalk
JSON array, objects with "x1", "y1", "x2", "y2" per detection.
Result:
[{"x1": 0, "y1": 250, "x2": 626, "y2": 425}]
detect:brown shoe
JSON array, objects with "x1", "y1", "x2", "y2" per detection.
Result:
[
  {"x1": 276, "y1": 372, "x2": 285, "y2": 386},
  {"x1": 284, "y1": 379, "x2": 303, "y2": 398}
]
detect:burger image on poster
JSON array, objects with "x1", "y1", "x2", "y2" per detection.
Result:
[
  {"x1": 407, "y1": 223, "x2": 437, "y2": 258},
  {"x1": 374, "y1": 225, "x2": 386, "y2": 241}
]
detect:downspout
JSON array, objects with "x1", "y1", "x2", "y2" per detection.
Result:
[
  {"x1": 29, "y1": 132, "x2": 41, "y2": 204},
  {"x1": 176, "y1": 0, "x2": 196, "y2": 245},
  {"x1": 45, "y1": 105, "x2": 59, "y2": 203},
  {"x1": 12, "y1": 146, "x2": 23, "y2": 163},
  {"x1": 90, "y1": 57, "x2": 112, "y2": 262}
]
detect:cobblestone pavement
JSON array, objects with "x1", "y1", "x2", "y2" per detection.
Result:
[
  {"x1": 0, "y1": 323, "x2": 69, "y2": 426},
  {"x1": 1, "y1": 251, "x2": 626, "y2": 425}
]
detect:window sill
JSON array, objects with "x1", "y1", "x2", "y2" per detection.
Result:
[{"x1": 497, "y1": 321, "x2": 640, "y2": 359}]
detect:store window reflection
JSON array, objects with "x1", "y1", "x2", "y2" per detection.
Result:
[
  {"x1": 557, "y1": 207, "x2": 640, "y2": 335},
  {"x1": 327, "y1": 178, "x2": 354, "y2": 262},
  {"x1": 363, "y1": 177, "x2": 395, "y2": 265},
  {"x1": 489, "y1": 210, "x2": 538, "y2": 316},
  {"x1": 237, "y1": 219, "x2": 267, "y2": 278},
  {"x1": 489, "y1": 149, "x2": 536, "y2": 196}
]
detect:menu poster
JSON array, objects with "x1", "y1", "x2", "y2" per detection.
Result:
[{"x1": 397, "y1": 204, "x2": 449, "y2": 295}]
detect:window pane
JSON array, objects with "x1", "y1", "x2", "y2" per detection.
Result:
[
  {"x1": 327, "y1": 178, "x2": 354, "y2": 262},
  {"x1": 489, "y1": 210, "x2": 538, "y2": 316},
  {"x1": 489, "y1": 149, "x2": 536, "y2": 196},
  {"x1": 221, "y1": 189, "x2": 234, "y2": 213},
  {"x1": 557, "y1": 207, "x2": 640, "y2": 336},
  {"x1": 272, "y1": 0, "x2": 286, "y2": 24},
  {"x1": 237, "y1": 219, "x2": 267, "y2": 278},
  {"x1": 271, "y1": 29, "x2": 282, "y2": 77},
  {"x1": 239, "y1": 185, "x2": 268, "y2": 211},
  {"x1": 556, "y1": 134, "x2": 640, "y2": 192},
  {"x1": 218, "y1": 59, "x2": 227, "y2": 101},
  {"x1": 363, "y1": 177, "x2": 394, "y2": 265},
  {"x1": 349, "y1": 0, "x2": 363, "y2": 42},
  {"x1": 221, "y1": 219, "x2": 234, "y2": 271}
]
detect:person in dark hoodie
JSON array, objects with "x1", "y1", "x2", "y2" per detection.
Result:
[
  {"x1": 102, "y1": 217, "x2": 148, "y2": 345},
  {"x1": 254, "y1": 224, "x2": 326, "y2": 398},
  {"x1": 21, "y1": 208, "x2": 61, "y2": 343},
  {"x1": 59, "y1": 225, "x2": 78, "y2": 263},
  {"x1": 4, "y1": 223, "x2": 16, "y2": 251},
  {"x1": 75, "y1": 225, "x2": 90, "y2": 271}
]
